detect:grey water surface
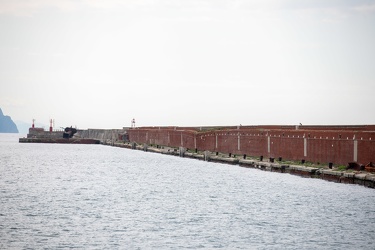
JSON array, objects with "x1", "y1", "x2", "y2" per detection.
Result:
[{"x1": 1, "y1": 133, "x2": 374, "y2": 249}]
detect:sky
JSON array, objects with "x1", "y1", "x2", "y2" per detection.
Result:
[{"x1": 0, "y1": 0, "x2": 375, "y2": 129}]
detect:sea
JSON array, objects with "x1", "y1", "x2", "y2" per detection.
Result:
[{"x1": 1, "y1": 133, "x2": 375, "y2": 250}]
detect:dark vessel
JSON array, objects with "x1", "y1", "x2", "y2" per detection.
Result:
[{"x1": 63, "y1": 127, "x2": 77, "y2": 138}]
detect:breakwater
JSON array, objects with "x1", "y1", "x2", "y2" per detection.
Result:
[
  {"x1": 26, "y1": 125, "x2": 375, "y2": 168},
  {"x1": 103, "y1": 141, "x2": 375, "y2": 189},
  {"x1": 77, "y1": 128, "x2": 125, "y2": 142},
  {"x1": 21, "y1": 125, "x2": 375, "y2": 188},
  {"x1": 24, "y1": 127, "x2": 125, "y2": 142},
  {"x1": 19, "y1": 137, "x2": 100, "y2": 144},
  {"x1": 126, "y1": 125, "x2": 375, "y2": 167}
]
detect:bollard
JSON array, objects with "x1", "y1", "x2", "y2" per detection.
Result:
[
  {"x1": 243, "y1": 154, "x2": 247, "y2": 159},
  {"x1": 260, "y1": 155, "x2": 263, "y2": 161},
  {"x1": 179, "y1": 147, "x2": 186, "y2": 157},
  {"x1": 270, "y1": 157, "x2": 274, "y2": 163},
  {"x1": 229, "y1": 153, "x2": 232, "y2": 157},
  {"x1": 278, "y1": 157, "x2": 282, "y2": 161},
  {"x1": 301, "y1": 159, "x2": 305, "y2": 164},
  {"x1": 216, "y1": 152, "x2": 219, "y2": 156},
  {"x1": 204, "y1": 151, "x2": 210, "y2": 161},
  {"x1": 329, "y1": 162, "x2": 333, "y2": 169}
]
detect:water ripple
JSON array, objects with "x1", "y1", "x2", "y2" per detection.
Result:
[{"x1": 1, "y1": 135, "x2": 375, "y2": 249}]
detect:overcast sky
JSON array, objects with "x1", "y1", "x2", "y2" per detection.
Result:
[{"x1": 0, "y1": 0, "x2": 374, "y2": 129}]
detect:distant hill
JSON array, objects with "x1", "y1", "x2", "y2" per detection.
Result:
[{"x1": 0, "y1": 108, "x2": 19, "y2": 133}]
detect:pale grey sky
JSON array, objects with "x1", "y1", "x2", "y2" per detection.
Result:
[{"x1": 1, "y1": 0, "x2": 374, "y2": 129}]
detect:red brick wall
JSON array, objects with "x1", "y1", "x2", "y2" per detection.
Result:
[
  {"x1": 197, "y1": 133, "x2": 216, "y2": 152},
  {"x1": 358, "y1": 140, "x2": 375, "y2": 165},
  {"x1": 307, "y1": 138, "x2": 354, "y2": 164},
  {"x1": 241, "y1": 135, "x2": 268, "y2": 158},
  {"x1": 127, "y1": 126, "x2": 375, "y2": 166}
]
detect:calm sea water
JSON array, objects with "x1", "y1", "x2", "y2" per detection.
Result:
[{"x1": 1, "y1": 133, "x2": 375, "y2": 249}]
